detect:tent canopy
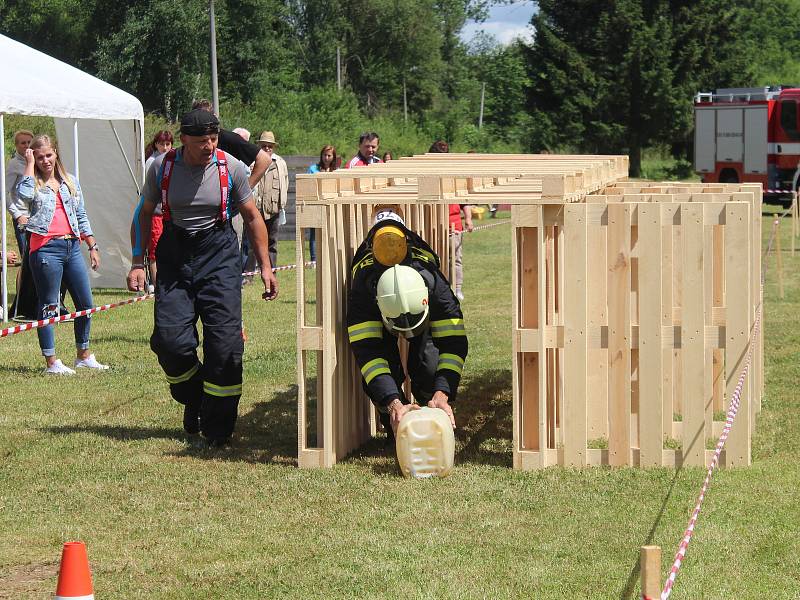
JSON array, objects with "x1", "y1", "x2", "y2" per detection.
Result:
[
  {"x1": 0, "y1": 34, "x2": 145, "y2": 316},
  {"x1": 0, "y1": 34, "x2": 143, "y2": 121}
]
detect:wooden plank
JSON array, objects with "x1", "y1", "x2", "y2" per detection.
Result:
[
  {"x1": 724, "y1": 203, "x2": 751, "y2": 466},
  {"x1": 607, "y1": 204, "x2": 632, "y2": 466},
  {"x1": 563, "y1": 205, "x2": 588, "y2": 466},
  {"x1": 587, "y1": 214, "x2": 608, "y2": 439},
  {"x1": 637, "y1": 204, "x2": 664, "y2": 467},
  {"x1": 681, "y1": 203, "x2": 706, "y2": 467}
]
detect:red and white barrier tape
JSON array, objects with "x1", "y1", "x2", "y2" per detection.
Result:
[
  {"x1": 764, "y1": 189, "x2": 795, "y2": 194},
  {"x1": 451, "y1": 219, "x2": 511, "y2": 236},
  {"x1": 1, "y1": 261, "x2": 318, "y2": 339},
  {"x1": 658, "y1": 211, "x2": 785, "y2": 600},
  {"x1": 3, "y1": 220, "x2": 508, "y2": 339},
  {"x1": 659, "y1": 304, "x2": 762, "y2": 600},
  {"x1": 241, "y1": 260, "x2": 316, "y2": 278},
  {"x1": 0, "y1": 294, "x2": 155, "y2": 338}
]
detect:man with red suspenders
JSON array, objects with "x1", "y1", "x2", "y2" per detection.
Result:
[{"x1": 127, "y1": 109, "x2": 278, "y2": 447}]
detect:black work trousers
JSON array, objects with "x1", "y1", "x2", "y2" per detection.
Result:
[
  {"x1": 363, "y1": 330, "x2": 451, "y2": 433},
  {"x1": 150, "y1": 222, "x2": 244, "y2": 440}
]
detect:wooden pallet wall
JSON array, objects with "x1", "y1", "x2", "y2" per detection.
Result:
[{"x1": 512, "y1": 199, "x2": 756, "y2": 469}]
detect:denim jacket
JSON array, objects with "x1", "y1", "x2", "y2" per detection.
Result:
[{"x1": 16, "y1": 174, "x2": 93, "y2": 238}]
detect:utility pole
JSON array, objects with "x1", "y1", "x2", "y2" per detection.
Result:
[
  {"x1": 209, "y1": 0, "x2": 220, "y2": 115},
  {"x1": 478, "y1": 82, "x2": 486, "y2": 129},
  {"x1": 336, "y1": 46, "x2": 342, "y2": 91},
  {"x1": 403, "y1": 78, "x2": 408, "y2": 124}
]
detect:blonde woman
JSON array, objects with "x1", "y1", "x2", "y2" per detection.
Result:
[{"x1": 17, "y1": 135, "x2": 107, "y2": 374}]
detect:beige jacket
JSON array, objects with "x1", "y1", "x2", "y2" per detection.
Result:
[{"x1": 253, "y1": 154, "x2": 288, "y2": 218}]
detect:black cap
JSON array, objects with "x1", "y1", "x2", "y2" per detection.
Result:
[{"x1": 180, "y1": 109, "x2": 220, "y2": 136}]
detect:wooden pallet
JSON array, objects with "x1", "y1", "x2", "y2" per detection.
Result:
[{"x1": 512, "y1": 198, "x2": 757, "y2": 470}]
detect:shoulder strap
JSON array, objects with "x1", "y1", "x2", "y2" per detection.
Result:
[
  {"x1": 159, "y1": 149, "x2": 178, "y2": 222},
  {"x1": 214, "y1": 149, "x2": 231, "y2": 221}
]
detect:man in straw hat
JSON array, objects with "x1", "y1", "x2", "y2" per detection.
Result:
[
  {"x1": 127, "y1": 108, "x2": 278, "y2": 447},
  {"x1": 248, "y1": 130, "x2": 288, "y2": 269}
]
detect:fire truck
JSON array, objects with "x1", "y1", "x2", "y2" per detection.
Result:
[{"x1": 694, "y1": 86, "x2": 800, "y2": 202}]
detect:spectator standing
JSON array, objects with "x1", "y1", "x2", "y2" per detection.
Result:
[
  {"x1": 249, "y1": 131, "x2": 288, "y2": 268},
  {"x1": 6, "y1": 129, "x2": 33, "y2": 256},
  {"x1": 18, "y1": 135, "x2": 107, "y2": 374},
  {"x1": 306, "y1": 145, "x2": 339, "y2": 261},
  {"x1": 232, "y1": 127, "x2": 251, "y2": 142},
  {"x1": 127, "y1": 109, "x2": 278, "y2": 446},
  {"x1": 346, "y1": 132, "x2": 382, "y2": 168},
  {"x1": 429, "y1": 140, "x2": 472, "y2": 301},
  {"x1": 382, "y1": 151, "x2": 393, "y2": 162}
]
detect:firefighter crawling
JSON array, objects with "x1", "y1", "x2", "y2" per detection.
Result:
[{"x1": 347, "y1": 209, "x2": 468, "y2": 444}]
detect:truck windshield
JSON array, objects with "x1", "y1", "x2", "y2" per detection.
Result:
[{"x1": 780, "y1": 100, "x2": 800, "y2": 140}]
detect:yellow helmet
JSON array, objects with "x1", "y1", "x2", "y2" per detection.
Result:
[{"x1": 373, "y1": 225, "x2": 408, "y2": 266}]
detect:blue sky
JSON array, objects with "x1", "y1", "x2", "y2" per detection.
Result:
[{"x1": 461, "y1": 1, "x2": 536, "y2": 45}]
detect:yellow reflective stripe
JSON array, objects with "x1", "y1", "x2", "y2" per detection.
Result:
[
  {"x1": 166, "y1": 362, "x2": 200, "y2": 384},
  {"x1": 411, "y1": 247, "x2": 436, "y2": 264},
  {"x1": 348, "y1": 321, "x2": 383, "y2": 342},
  {"x1": 437, "y1": 353, "x2": 464, "y2": 375},
  {"x1": 352, "y1": 253, "x2": 375, "y2": 277},
  {"x1": 203, "y1": 381, "x2": 242, "y2": 397},
  {"x1": 361, "y1": 357, "x2": 391, "y2": 384},
  {"x1": 430, "y1": 318, "x2": 466, "y2": 338}
]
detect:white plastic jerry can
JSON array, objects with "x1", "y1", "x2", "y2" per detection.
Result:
[{"x1": 395, "y1": 407, "x2": 455, "y2": 478}]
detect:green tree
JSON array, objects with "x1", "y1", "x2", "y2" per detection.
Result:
[
  {"x1": 525, "y1": 0, "x2": 755, "y2": 175},
  {"x1": 93, "y1": 0, "x2": 209, "y2": 117}
]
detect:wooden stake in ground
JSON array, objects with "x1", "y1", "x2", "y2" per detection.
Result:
[{"x1": 640, "y1": 545, "x2": 661, "y2": 599}]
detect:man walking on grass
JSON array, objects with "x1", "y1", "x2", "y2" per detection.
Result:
[{"x1": 127, "y1": 108, "x2": 278, "y2": 447}]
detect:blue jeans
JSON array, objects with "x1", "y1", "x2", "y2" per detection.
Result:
[
  {"x1": 29, "y1": 238, "x2": 93, "y2": 357},
  {"x1": 13, "y1": 218, "x2": 28, "y2": 256}
]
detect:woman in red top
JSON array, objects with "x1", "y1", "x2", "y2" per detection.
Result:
[{"x1": 18, "y1": 136, "x2": 107, "y2": 375}]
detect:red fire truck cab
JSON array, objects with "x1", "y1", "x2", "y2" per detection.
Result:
[{"x1": 694, "y1": 86, "x2": 800, "y2": 201}]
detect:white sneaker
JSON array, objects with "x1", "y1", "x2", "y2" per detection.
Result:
[
  {"x1": 455, "y1": 290, "x2": 465, "y2": 301},
  {"x1": 45, "y1": 359, "x2": 76, "y2": 375},
  {"x1": 74, "y1": 354, "x2": 109, "y2": 370}
]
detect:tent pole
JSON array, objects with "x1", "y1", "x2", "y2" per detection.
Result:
[
  {"x1": 73, "y1": 119, "x2": 79, "y2": 179},
  {"x1": 1, "y1": 113, "x2": 7, "y2": 322},
  {"x1": 108, "y1": 121, "x2": 140, "y2": 195}
]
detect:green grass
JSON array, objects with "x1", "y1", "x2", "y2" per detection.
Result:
[{"x1": 1, "y1": 210, "x2": 799, "y2": 598}]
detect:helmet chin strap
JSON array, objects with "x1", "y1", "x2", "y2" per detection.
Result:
[{"x1": 384, "y1": 305, "x2": 430, "y2": 334}]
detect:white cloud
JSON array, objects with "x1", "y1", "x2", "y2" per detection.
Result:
[{"x1": 461, "y1": 21, "x2": 534, "y2": 45}]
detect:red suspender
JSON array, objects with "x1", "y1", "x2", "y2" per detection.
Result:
[
  {"x1": 215, "y1": 149, "x2": 229, "y2": 222},
  {"x1": 160, "y1": 149, "x2": 177, "y2": 222},
  {"x1": 160, "y1": 148, "x2": 230, "y2": 223}
]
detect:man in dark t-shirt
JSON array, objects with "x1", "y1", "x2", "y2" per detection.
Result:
[{"x1": 192, "y1": 100, "x2": 270, "y2": 189}]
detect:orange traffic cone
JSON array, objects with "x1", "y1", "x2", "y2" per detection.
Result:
[{"x1": 55, "y1": 541, "x2": 94, "y2": 599}]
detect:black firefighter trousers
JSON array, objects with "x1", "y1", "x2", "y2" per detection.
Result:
[
  {"x1": 151, "y1": 222, "x2": 243, "y2": 440},
  {"x1": 364, "y1": 331, "x2": 455, "y2": 435}
]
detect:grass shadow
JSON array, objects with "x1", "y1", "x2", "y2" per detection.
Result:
[
  {"x1": 169, "y1": 384, "x2": 299, "y2": 466},
  {"x1": 618, "y1": 465, "x2": 685, "y2": 599},
  {"x1": 455, "y1": 368, "x2": 513, "y2": 468},
  {"x1": 45, "y1": 424, "x2": 184, "y2": 442}
]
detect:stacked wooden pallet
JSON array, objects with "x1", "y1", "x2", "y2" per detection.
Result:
[
  {"x1": 293, "y1": 154, "x2": 762, "y2": 471},
  {"x1": 294, "y1": 154, "x2": 627, "y2": 468}
]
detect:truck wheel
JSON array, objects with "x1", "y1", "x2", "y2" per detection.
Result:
[{"x1": 719, "y1": 169, "x2": 739, "y2": 183}]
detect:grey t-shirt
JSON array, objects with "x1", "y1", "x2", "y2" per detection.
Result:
[{"x1": 144, "y1": 149, "x2": 252, "y2": 231}]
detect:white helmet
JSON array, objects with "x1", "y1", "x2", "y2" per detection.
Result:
[{"x1": 376, "y1": 265, "x2": 429, "y2": 338}]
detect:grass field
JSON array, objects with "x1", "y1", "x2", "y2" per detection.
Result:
[{"x1": 0, "y1": 210, "x2": 798, "y2": 599}]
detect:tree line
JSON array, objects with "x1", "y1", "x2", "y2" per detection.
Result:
[{"x1": 1, "y1": 0, "x2": 798, "y2": 175}]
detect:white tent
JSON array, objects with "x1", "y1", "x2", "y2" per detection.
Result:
[{"x1": 0, "y1": 34, "x2": 145, "y2": 321}]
